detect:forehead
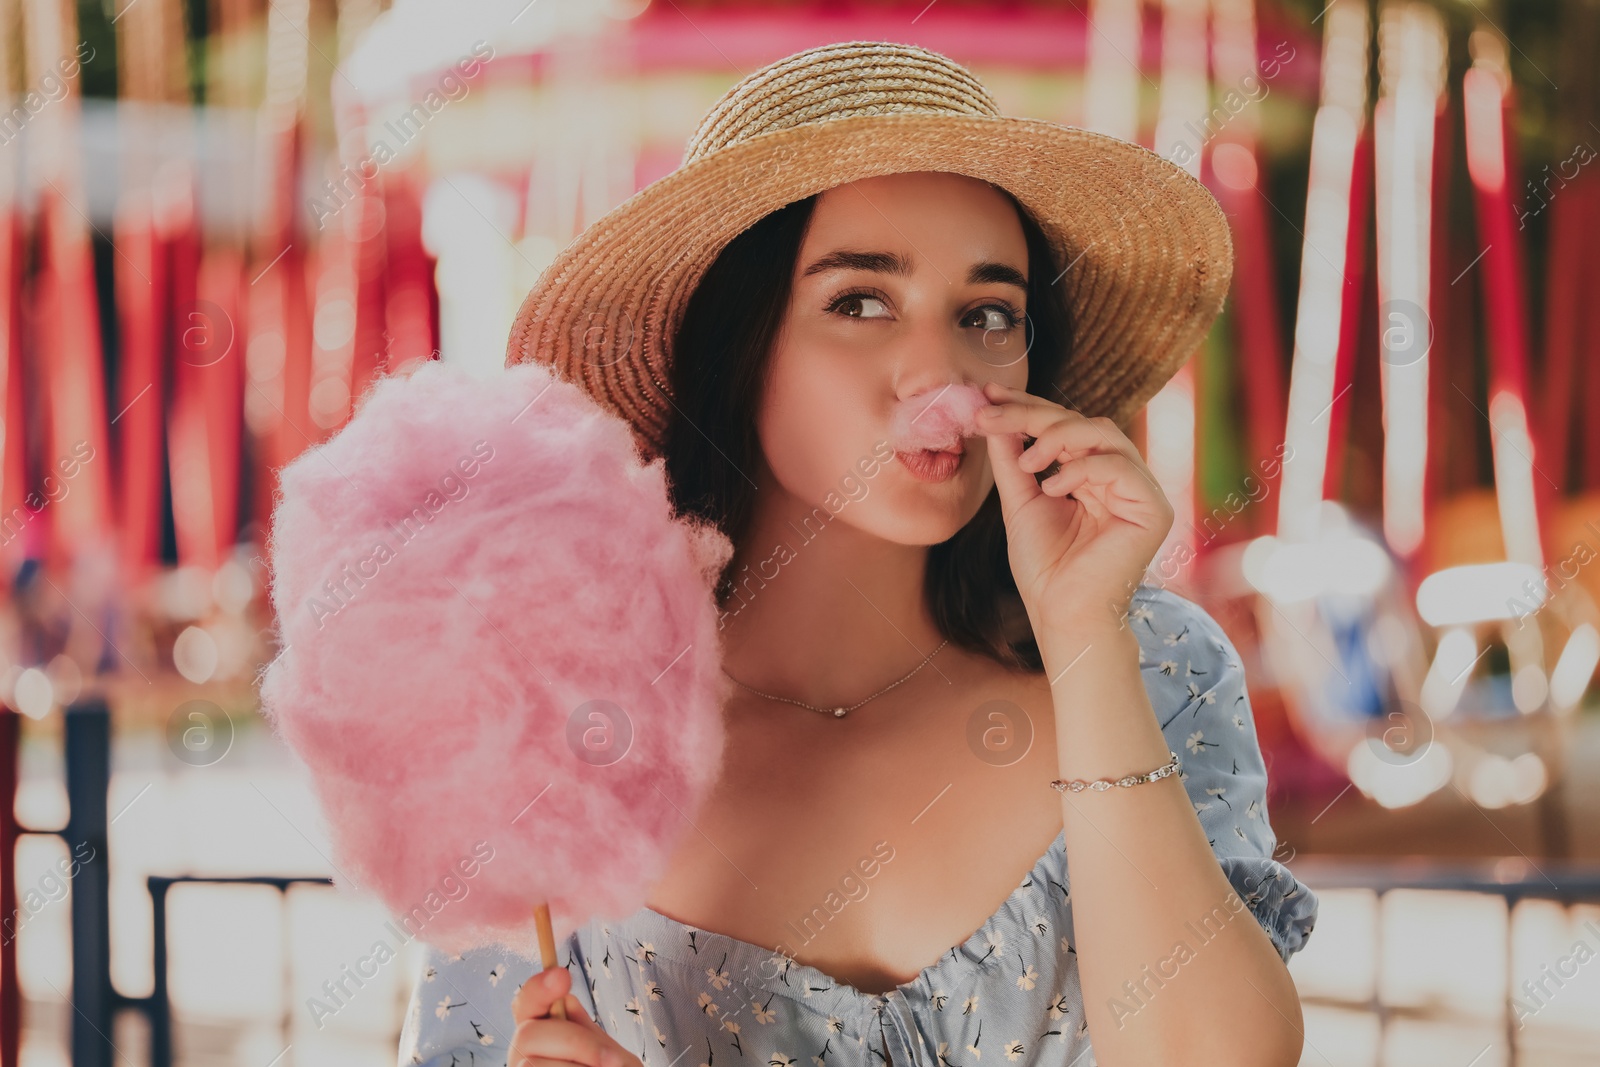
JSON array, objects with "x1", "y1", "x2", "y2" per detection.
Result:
[{"x1": 798, "y1": 172, "x2": 1029, "y2": 265}]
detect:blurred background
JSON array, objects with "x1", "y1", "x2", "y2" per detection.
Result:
[{"x1": 1, "y1": 0, "x2": 1599, "y2": 1064}]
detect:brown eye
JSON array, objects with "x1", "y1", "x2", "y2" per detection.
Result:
[
  {"x1": 964, "y1": 305, "x2": 1022, "y2": 331},
  {"x1": 828, "y1": 293, "x2": 891, "y2": 319}
]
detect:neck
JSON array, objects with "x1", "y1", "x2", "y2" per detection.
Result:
[{"x1": 716, "y1": 484, "x2": 949, "y2": 709}]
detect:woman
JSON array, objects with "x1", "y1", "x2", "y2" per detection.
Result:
[{"x1": 401, "y1": 41, "x2": 1317, "y2": 1067}]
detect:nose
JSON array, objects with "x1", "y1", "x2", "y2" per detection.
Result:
[
  {"x1": 890, "y1": 310, "x2": 985, "y2": 405},
  {"x1": 888, "y1": 381, "x2": 990, "y2": 453}
]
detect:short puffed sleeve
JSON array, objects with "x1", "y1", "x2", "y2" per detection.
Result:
[{"x1": 1129, "y1": 583, "x2": 1319, "y2": 963}]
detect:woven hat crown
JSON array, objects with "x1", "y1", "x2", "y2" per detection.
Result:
[
  {"x1": 683, "y1": 41, "x2": 1002, "y2": 164},
  {"x1": 507, "y1": 40, "x2": 1233, "y2": 462}
]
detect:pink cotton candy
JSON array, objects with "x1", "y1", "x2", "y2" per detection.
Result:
[
  {"x1": 257, "y1": 359, "x2": 734, "y2": 954},
  {"x1": 889, "y1": 382, "x2": 992, "y2": 453}
]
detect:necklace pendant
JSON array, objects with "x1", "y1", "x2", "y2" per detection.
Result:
[{"x1": 833, "y1": 707, "x2": 847, "y2": 718}]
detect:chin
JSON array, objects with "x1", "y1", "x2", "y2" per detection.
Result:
[{"x1": 861, "y1": 468, "x2": 990, "y2": 545}]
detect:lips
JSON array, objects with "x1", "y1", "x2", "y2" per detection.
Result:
[{"x1": 895, "y1": 445, "x2": 965, "y2": 483}]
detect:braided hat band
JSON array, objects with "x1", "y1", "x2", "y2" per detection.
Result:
[{"x1": 505, "y1": 41, "x2": 1234, "y2": 462}]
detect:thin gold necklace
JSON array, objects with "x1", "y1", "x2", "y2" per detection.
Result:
[{"x1": 722, "y1": 639, "x2": 949, "y2": 718}]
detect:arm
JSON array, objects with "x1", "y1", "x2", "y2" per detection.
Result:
[
  {"x1": 1043, "y1": 589, "x2": 1315, "y2": 1067},
  {"x1": 972, "y1": 387, "x2": 1315, "y2": 1064}
]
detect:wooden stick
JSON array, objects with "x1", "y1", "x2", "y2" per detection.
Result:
[{"x1": 533, "y1": 902, "x2": 567, "y2": 1021}]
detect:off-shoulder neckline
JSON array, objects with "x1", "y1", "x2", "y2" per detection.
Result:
[{"x1": 589, "y1": 826, "x2": 1069, "y2": 1028}]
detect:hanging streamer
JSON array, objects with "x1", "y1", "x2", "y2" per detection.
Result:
[
  {"x1": 1463, "y1": 30, "x2": 1545, "y2": 573},
  {"x1": 24, "y1": 0, "x2": 112, "y2": 563},
  {"x1": 1207, "y1": 0, "x2": 1287, "y2": 538},
  {"x1": 1277, "y1": 0, "x2": 1369, "y2": 543}
]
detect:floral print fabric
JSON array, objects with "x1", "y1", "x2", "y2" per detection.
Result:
[{"x1": 398, "y1": 584, "x2": 1318, "y2": 1067}]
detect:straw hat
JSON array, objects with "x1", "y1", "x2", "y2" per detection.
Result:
[{"x1": 505, "y1": 40, "x2": 1233, "y2": 461}]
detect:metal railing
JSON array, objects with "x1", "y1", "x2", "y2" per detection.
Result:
[
  {"x1": 138, "y1": 874, "x2": 334, "y2": 1067},
  {"x1": 1290, "y1": 856, "x2": 1600, "y2": 1063},
  {"x1": 0, "y1": 701, "x2": 332, "y2": 1067}
]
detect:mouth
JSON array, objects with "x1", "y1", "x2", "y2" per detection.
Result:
[{"x1": 894, "y1": 445, "x2": 965, "y2": 483}]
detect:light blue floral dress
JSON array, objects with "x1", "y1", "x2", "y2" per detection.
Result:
[{"x1": 398, "y1": 584, "x2": 1318, "y2": 1067}]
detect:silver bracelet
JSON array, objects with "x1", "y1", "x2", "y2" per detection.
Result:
[{"x1": 1050, "y1": 751, "x2": 1180, "y2": 793}]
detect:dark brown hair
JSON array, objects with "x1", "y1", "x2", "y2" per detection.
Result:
[{"x1": 661, "y1": 186, "x2": 1072, "y2": 672}]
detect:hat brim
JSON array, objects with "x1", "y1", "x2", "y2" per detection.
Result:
[{"x1": 505, "y1": 112, "x2": 1233, "y2": 459}]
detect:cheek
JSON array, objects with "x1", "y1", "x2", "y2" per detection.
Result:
[
  {"x1": 758, "y1": 332, "x2": 883, "y2": 501},
  {"x1": 972, "y1": 329, "x2": 1032, "y2": 386},
  {"x1": 971, "y1": 437, "x2": 999, "y2": 495}
]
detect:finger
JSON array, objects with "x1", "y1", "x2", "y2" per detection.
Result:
[
  {"x1": 986, "y1": 408, "x2": 1142, "y2": 469},
  {"x1": 562, "y1": 995, "x2": 605, "y2": 1033},
  {"x1": 512, "y1": 966, "x2": 571, "y2": 1023},
  {"x1": 1040, "y1": 453, "x2": 1137, "y2": 496},
  {"x1": 515, "y1": 1049, "x2": 598, "y2": 1067},
  {"x1": 1003, "y1": 411, "x2": 1159, "y2": 501},
  {"x1": 1016, "y1": 420, "x2": 1145, "y2": 476},
  {"x1": 519, "y1": 1057, "x2": 625, "y2": 1067},
  {"x1": 509, "y1": 1017, "x2": 611, "y2": 1066},
  {"x1": 1041, "y1": 454, "x2": 1173, "y2": 524},
  {"x1": 981, "y1": 424, "x2": 1040, "y2": 521},
  {"x1": 541, "y1": 993, "x2": 587, "y2": 1026},
  {"x1": 523, "y1": 1054, "x2": 633, "y2": 1067},
  {"x1": 978, "y1": 386, "x2": 1141, "y2": 463},
  {"x1": 516, "y1": 1051, "x2": 618, "y2": 1067}
]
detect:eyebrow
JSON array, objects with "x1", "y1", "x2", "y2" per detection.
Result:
[
  {"x1": 801, "y1": 249, "x2": 912, "y2": 278},
  {"x1": 967, "y1": 261, "x2": 1029, "y2": 291},
  {"x1": 800, "y1": 249, "x2": 1028, "y2": 290}
]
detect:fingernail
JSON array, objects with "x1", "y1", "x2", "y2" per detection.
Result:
[{"x1": 600, "y1": 1048, "x2": 623, "y2": 1067}]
